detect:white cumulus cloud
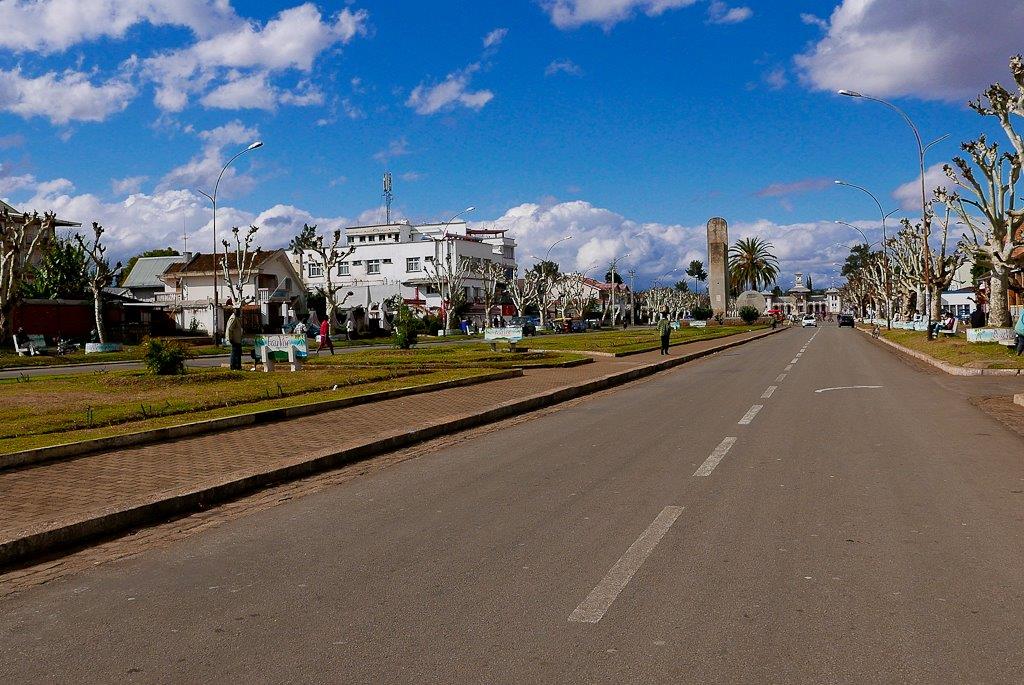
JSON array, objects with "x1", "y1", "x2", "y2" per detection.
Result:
[
  {"x1": 0, "y1": 68, "x2": 134, "y2": 124},
  {"x1": 542, "y1": 0, "x2": 699, "y2": 30},
  {"x1": 796, "y1": 0, "x2": 1024, "y2": 101},
  {"x1": 158, "y1": 120, "x2": 262, "y2": 197},
  {"x1": 407, "y1": 63, "x2": 494, "y2": 115}
]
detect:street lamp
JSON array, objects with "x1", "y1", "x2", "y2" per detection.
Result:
[
  {"x1": 835, "y1": 180, "x2": 898, "y2": 330},
  {"x1": 833, "y1": 220, "x2": 872, "y2": 245},
  {"x1": 432, "y1": 207, "x2": 474, "y2": 331},
  {"x1": 838, "y1": 89, "x2": 949, "y2": 339},
  {"x1": 196, "y1": 140, "x2": 263, "y2": 344}
]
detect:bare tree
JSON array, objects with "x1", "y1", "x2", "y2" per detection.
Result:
[
  {"x1": 425, "y1": 253, "x2": 472, "y2": 330},
  {"x1": 478, "y1": 260, "x2": 506, "y2": 324},
  {"x1": 289, "y1": 223, "x2": 356, "y2": 333},
  {"x1": 75, "y1": 222, "x2": 121, "y2": 344},
  {"x1": 0, "y1": 210, "x2": 54, "y2": 339},
  {"x1": 221, "y1": 225, "x2": 261, "y2": 311},
  {"x1": 942, "y1": 55, "x2": 1024, "y2": 327},
  {"x1": 508, "y1": 268, "x2": 540, "y2": 318}
]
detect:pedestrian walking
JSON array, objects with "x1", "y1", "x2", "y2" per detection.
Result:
[
  {"x1": 1014, "y1": 306, "x2": 1024, "y2": 356},
  {"x1": 345, "y1": 316, "x2": 355, "y2": 341},
  {"x1": 317, "y1": 317, "x2": 334, "y2": 355},
  {"x1": 657, "y1": 311, "x2": 672, "y2": 355},
  {"x1": 226, "y1": 308, "x2": 243, "y2": 370}
]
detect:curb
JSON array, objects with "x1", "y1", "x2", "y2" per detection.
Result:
[
  {"x1": 0, "y1": 327, "x2": 785, "y2": 567},
  {"x1": 0, "y1": 369, "x2": 522, "y2": 471},
  {"x1": 530, "y1": 328, "x2": 769, "y2": 358},
  {"x1": 859, "y1": 327, "x2": 1023, "y2": 376}
]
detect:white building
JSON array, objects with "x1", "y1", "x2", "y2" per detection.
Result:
[
  {"x1": 157, "y1": 249, "x2": 305, "y2": 334},
  {"x1": 763, "y1": 273, "x2": 840, "y2": 316},
  {"x1": 292, "y1": 220, "x2": 517, "y2": 328},
  {"x1": 940, "y1": 287, "x2": 976, "y2": 318}
]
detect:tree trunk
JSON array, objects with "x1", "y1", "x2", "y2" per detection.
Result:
[
  {"x1": 93, "y1": 287, "x2": 106, "y2": 343},
  {"x1": 0, "y1": 308, "x2": 8, "y2": 342},
  {"x1": 929, "y1": 284, "x2": 943, "y2": 321},
  {"x1": 989, "y1": 265, "x2": 1012, "y2": 328},
  {"x1": 325, "y1": 297, "x2": 337, "y2": 335}
]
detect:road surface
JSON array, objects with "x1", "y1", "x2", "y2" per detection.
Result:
[{"x1": 2, "y1": 325, "x2": 1023, "y2": 683}]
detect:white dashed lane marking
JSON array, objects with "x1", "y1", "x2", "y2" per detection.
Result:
[
  {"x1": 738, "y1": 405, "x2": 763, "y2": 425},
  {"x1": 694, "y1": 437, "x2": 738, "y2": 477},
  {"x1": 762, "y1": 386, "x2": 777, "y2": 399},
  {"x1": 568, "y1": 506, "x2": 684, "y2": 624}
]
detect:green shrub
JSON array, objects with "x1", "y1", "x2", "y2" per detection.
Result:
[
  {"x1": 142, "y1": 337, "x2": 193, "y2": 375},
  {"x1": 691, "y1": 305, "x2": 713, "y2": 321},
  {"x1": 392, "y1": 303, "x2": 423, "y2": 349},
  {"x1": 738, "y1": 306, "x2": 760, "y2": 324}
]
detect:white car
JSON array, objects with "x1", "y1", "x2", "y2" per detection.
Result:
[{"x1": 801, "y1": 314, "x2": 817, "y2": 328}]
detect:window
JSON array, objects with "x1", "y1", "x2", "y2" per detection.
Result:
[
  {"x1": 366, "y1": 259, "x2": 381, "y2": 275},
  {"x1": 359, "y1": 236, "x2": 366, "y2": 243},
  {"x1": 406, "y1": 257, "x2": 421, "y2": 272},
  {"x1": 382, "y1": 258, "x2": 392, "y2": 264},
  {"x1": 308, "y1": 262, "x2": 323, "y2": 279},
  {"x1": 337, "y1": 263, "x2": 349, "y2": 276}
]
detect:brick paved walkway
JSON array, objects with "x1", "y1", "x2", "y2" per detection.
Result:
[{"x1": 0, "y1": 330, "x2": 772, "y2": 558}]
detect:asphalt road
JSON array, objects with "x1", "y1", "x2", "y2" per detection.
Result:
[{"x1": 3, "y1": 325, "x2": 1024, "y2": 683}]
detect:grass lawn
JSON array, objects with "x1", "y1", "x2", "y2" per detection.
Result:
[
  {"x1": 519, "y1": 325, "x2": 765, "y2": 355},
  {"x1": 0, "y1": 347, "x2": 586, "y2": 454},
  {"x1": 881, "y1": 329, "x2": 1024, "y2": 369}
]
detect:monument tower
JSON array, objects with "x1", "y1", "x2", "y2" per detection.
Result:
[{"x1": 706, "y1": 217, "x2": 729, "y2": 317}]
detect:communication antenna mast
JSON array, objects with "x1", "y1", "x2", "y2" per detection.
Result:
[{"x1": 382, "y1": 171, "x2": 393, "y2": 224}]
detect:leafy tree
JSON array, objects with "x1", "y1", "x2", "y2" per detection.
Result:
[
  {"x1": 685, "y1": 260, "x2": 707, "y2": 292},
  {"x1": 728, "y1": 237, "x2": 779, "y2": 292},
  {"x1": 121, "y1": 247, "x2": 179, "y2": 285},
  {"x1": 389, "y1": 297, "x2": 422, "y2": 349},
  {"x1": 21, "y1": 234, "x2": 89, "y2": 300},
  {"x1": 806, "y1": 275, "x2": 814, "y2": 292},
  {"x1": 532, "y1": 260, "x2": 560, "y2": 325},
  {"x1": 771, "y1": 285, "x2": 783, "y2": 297},
  {"x1": 673, "y1": 280, "x2": 690, "y2": 292}
]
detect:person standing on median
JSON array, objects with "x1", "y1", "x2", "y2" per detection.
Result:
[
  {"x1": 226, "y1": 307, "x2": 243, "y2": 370},
  {"x1": 1014, "y1": 306, "x2": 1024, "y2": 356},
  {"x1": 657, "y1": 308, "x2": 672, "y2": 355},
  {"x1": 317, "y1": 317, "x2": 334, "y2": 355}
]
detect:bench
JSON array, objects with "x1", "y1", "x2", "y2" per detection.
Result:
[
  {"x1": 937, "y1": 319, "x2": 958, "y2": 337},
  {"x1": 13, "y1": 334, "x2": 48, "y2": 356},
  {"x1": 484, "y1": 326, "x2": 524, "y2": 353}
]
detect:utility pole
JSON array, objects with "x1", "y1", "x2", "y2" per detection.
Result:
[{"x1": 628, "y1": 268, "x2": 636, "y2": 326}]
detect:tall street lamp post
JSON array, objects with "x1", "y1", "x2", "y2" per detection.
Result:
[
  {"x1": 435, "y1": 207, "x2": 474, "y2": 330},
  {"x1": 531, "y1": 235, "x2": 572, "y2": 326},
  {"x1": 196, "y1": 140, "x2": 263, "y2": 345},
  {"x1": 839, "y1": 90, "x2": 949, "y2": 339},
  {"x1": 835, "y1": 180, "x2": 898, "y2": 330}
]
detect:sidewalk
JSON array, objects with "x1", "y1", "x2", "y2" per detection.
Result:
[{"x1": 0, "y1": 328, "x2": 781, "y2": 566}]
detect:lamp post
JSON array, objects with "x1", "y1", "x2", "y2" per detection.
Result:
[
  {"x1": 196, "y1": 140, "x2": 263, "y2": 345},
  {"x1": 838, "y1": 90, "x2": 949, "y2": 339},
  {"x1": 433, "y1": 207, "x2": 474, "y2": 331},
  {"x1": 835, "y1": 180, "x2": 898, "y2": 330},
  {"x1": 530, "y1": 235, "x2": 573, "y2": 326}
]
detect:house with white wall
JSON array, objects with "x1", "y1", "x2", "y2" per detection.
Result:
[
  {"x1": 292, "y1": 220, "x2": 517, "y2": 327},
  {"x1": 158, "y1": 249, "x2": 305, "y2": 334}
]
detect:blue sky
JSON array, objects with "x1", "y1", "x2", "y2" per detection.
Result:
[{"x1": 0, "y1": 0, "x2": 1020, "y2": 287}]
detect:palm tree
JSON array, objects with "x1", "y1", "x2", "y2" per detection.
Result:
[
  {"x1": 729, "y1": 237, "x2": 779, "y2": 292},
  {"x1": 685, "y1": 260, "x2": 707, "y2": 292}
]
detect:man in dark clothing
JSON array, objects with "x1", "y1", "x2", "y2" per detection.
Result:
[{"x1": 657, "y1": 311, "x2": 672, "y2": 355}]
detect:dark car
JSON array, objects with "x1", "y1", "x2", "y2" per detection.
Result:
[
  {"x1": 838, "y1": 314, "x2": 855, "y2": 328},
  {"x1": 509, "y1": 316, "x2": 536, "y2": 336}
]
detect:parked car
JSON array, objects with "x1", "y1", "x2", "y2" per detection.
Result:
[
  {"x1": 838, "y1": 313, "x2": 855, "y2": 328},
  {"x1": 508, "y1": 316, "x2": 536, "y2": 336},
  {"x1": 801, "y1": 314, "x2": 817, "y2": 328}
]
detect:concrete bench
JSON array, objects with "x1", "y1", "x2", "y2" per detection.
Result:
[
  {"x1": 937, "y1": 320, "x2": 958, "y2": 337},
  {"x1": 13, "y1": 334, "x2": 48, "y2": 356}
]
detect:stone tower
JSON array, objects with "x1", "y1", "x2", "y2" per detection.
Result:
[{"x1": 706, "y1": 217, "x2": 729, "y2": 317}]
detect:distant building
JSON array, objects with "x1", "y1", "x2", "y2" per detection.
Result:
[
  {"x1": 763, "y1": 273, "x2": 839, "y2": 316},
  {"x1": 120, "y1": 255, "x2": 186, "y2": 301},
  {"x1": 158, "y1": 249, "x2": 305, "y2": 334},
  {"x1": 292, "y1": 220, "x2": 517, "y2": 328}
]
